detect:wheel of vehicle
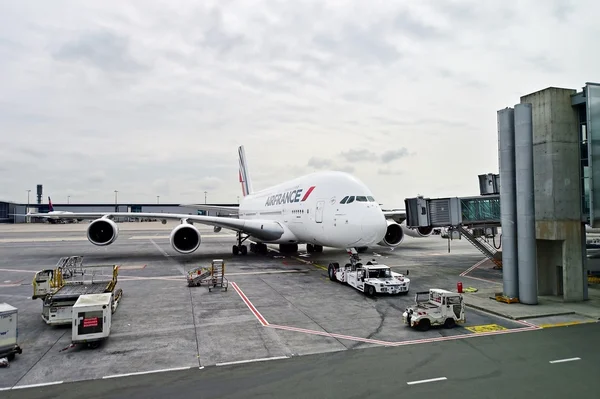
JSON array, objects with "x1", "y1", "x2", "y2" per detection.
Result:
[
  {"x1": 418, "y1": 319, "x2": 431, "y2": 331},
  {"x1": 328, "y1": 264, "x2": 337, "y2": 281},
  {"x1": 307, "y1": 244, "x2": 314, "y2": 253},
  {"x1": 444, "y1": 318, "x2": 456, "y2": 329},
  {"x1": 366, "y1": 285, "x2": 375, "y2": 296},
  {"x1": 240, "y1": 245, "x2": 247, "y2": 255},
  {"x1": 232, "y1": 245, "x2": 239, "y2": 255}
]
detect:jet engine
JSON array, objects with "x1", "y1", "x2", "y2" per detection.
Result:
[
  {"x1": 377, "y1": 220, "x2": 405, "y2": 247},
  {"x1": 401, "y1": 224, "x2": 434, "y2": 238},
  {"x1": 170, "y1": 223, "x2": 201, "y2": 254},
  {"x1": 87, "y1": 218, "x2": 119, "y2": 246}
]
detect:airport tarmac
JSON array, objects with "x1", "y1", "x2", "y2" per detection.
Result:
[{"x1": 0, "y1": 222, "x2": 570, "y2": 391}]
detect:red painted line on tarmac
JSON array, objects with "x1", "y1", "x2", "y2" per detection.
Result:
[{"x1": 231, "y1": 282, "x2": 269, "y2": 327}]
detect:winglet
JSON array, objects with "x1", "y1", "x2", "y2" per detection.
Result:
[{"x1": 238, "y1": 145, "x2": 254, "y2": 197}]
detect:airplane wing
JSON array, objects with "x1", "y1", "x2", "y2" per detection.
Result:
[
  {"x1": 23, "y1": 211, "x2": 284, "y2": 241},
  {"x1": 382, "y1": 209, "x2": 407, "y2": 224},
  {"x1": 178, "y1": 204, "x2": 239, "y2": 217}
]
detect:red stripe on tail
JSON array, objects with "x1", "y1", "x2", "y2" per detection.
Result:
[{"x1": 301, "y1": 186, "x2": 315, "y2": 201}]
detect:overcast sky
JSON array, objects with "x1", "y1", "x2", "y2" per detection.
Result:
[{"x1": 0, "y1": 0, "x2": 597, "y2": 206}]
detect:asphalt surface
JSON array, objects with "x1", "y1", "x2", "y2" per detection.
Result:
[
  {"x1": 2, "y1": 321, "x2": 597, "y2": 399},
  {"x1": 0, "y1": 221, "x2": 554, "y2": 392}
]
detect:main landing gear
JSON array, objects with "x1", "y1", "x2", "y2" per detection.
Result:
[{"x1": 232, "y1": 232, "x2": 268, "y2": 255}]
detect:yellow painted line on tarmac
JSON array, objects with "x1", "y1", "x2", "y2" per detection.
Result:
[
  {"x1": 539, "y1": 320, "x2": 598, "y2": 329},
  {"x1": 465, "y1": 324, "x2": 508, "y2": 333},
  {"x1": 291, "y1": 256, "x2": 327, "y2": 271}
]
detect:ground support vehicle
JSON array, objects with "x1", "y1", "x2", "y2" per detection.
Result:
[
  {"x1": 328, "y1": 249, "x2": 410, "y2": 296},
  {"x1": 187, "y1": 260, "x2": 228, "y2": 292},
  {"x1": 32, "y1": 256, "x2": 122, "y2": 325},
  {"x1": 0, "y1": 303, "x2": 22, "y2": 361},
  {"x1": 402, "y1": 288, "x2": 466, "y2": 331},
  {"x1": 71, "y1": 293, "x2": 114, "y2": 349}
]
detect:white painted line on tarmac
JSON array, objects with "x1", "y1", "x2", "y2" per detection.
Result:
[
  {"x1": 407, "y1": 377, "x2": 447, "y2": 385},
  {"x1": 149, "y1": 238, "x2": 170, "y2": 257},
  {"x1": 103, "y1": 366, "x2": 192, "y2": 379},
  {"x1": 11, "y1": 381, "x2": 64, "y2": 390},
  {"x1": 129, "y1": 234, "x2": 237, "y2": 240},
  {"x1": 549, "y1": 357, "x2": 581, "y2": 364},
  {"x1": 216, "y1": 356, "x2": 289, "y2": 367}
]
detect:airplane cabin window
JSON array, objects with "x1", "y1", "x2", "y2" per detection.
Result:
[
  {"x1": 356, "y1": 196, "x2": 367, "y2": 202},
  {"x1": 346, "y1": 196, "x2": 355, "y2": 203},
  {"x1": 340, "y1": 196, "x2": 349, "y2": 204}
]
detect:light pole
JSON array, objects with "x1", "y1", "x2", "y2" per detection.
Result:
[
  {"x1": 157, "y1": 195, "x2": 160, "y2": 204},
  {"x1": 67, "y1": 195, "x2": 70, "y2": 204},
  {"x1": 204, "y1": 191, "x2": 207, "y2": 204},
  {"x1": 26, "y1": 189, "x2": 31, "y2": 223},
  {"x1": 114, "y1": 190, "x2": 118, "y2": 212},
  {"x1": 237, "y1": 195, "x2": 239, "y2": 204}
]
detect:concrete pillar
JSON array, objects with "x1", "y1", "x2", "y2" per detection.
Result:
[
  {"x1": 514, "y1": 103, "x2": 538, "y2": 304},
  {"x1": 497, "y1": 107, "x2": 519, "y2": 298},
  {"x1": 521, "y1": 87, "x2": 584, "y2": 302}
]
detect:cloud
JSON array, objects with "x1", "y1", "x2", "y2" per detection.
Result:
[
  {"x1": 0, "y1": 1, "x2": 599, "y2": 206},
  {"x1": 381, "y1": 148, "x2": 410, "y2": 163},
  {"x1": 340, "y1": 148, "x2": 411, "y2": 164},
  {"x1": 307, "y1": 157, "x2": 332, "y2": 169}
]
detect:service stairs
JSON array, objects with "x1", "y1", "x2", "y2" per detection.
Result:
[{"x1": 455, "y1": 226, "x2": 503, "y2": 269}]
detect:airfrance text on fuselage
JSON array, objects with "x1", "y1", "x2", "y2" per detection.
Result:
[{"x1": 265, "y1": 186, "x2": 314, "y2": 206}]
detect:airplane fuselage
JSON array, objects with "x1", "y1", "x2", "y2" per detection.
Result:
[{"x1": 237, "y1": 171, "x2": 388, "y2": 248}]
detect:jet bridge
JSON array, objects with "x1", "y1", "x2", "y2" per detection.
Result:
[{"x1": 404, "y1": 174, "x2": 503, "y2": 268}]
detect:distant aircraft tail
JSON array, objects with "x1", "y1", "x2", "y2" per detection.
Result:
[
  {"x1": 48, "y1": 196, "x2": 54, "y2": 211},
  {"x1": 238, "y1": 145, "x2": 254, "y2": 197}
]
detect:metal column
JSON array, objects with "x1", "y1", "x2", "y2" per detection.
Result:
[
  {"x1": 498, "y1": 108, "x2": 519, "y2": 298},
  {"x1": 514, "y1": 103, "x2": 538, "y2": 304}
]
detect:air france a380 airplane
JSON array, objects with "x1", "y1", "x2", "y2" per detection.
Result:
[{"x1": 25, "y1": 146, "x2": 433, "y2": 256}]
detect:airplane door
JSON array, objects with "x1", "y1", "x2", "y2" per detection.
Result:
[{"x1": 315, "y1": 201, "x2": 324, "y2": 223}]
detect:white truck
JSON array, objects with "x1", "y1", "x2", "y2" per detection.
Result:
[
  {"x1": 328, "y1": 249, "x2": 410, "y2": 296},
  {"x1": 402, "y1": 288, "x2": 465, "y2": 331}
]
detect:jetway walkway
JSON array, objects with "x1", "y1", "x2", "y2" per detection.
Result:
[{"x1": 405, "y1": 193, "x2": 503, "y2": 268}]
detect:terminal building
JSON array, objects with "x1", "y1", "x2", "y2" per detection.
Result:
[{"x1": 405, "y1": 82, "x2": 600, "y2": 304}]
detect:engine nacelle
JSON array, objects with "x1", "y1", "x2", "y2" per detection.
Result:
[
  {"x1": 401, "y1": 224, "x2": 434, "y2": 238},
  {"x1": 170, "y1": 223, "x2": 201, "y2": 254},
  {"x1": 377, "y1": 220, "x2": 405, "y2": 247},
  {"x1": 87, "y1": 218, "x2": 119, "y2": 246}
]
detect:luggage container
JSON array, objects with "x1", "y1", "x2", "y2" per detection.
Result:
[
  {"x1": 0, "y1": 303, "x2": 22, "y2": 361},
  {"x1": 72, "y1": 293, "x2": 113, "y2": 349}
]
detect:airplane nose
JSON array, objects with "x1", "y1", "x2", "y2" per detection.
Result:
[{"x1": 361, "y1": 210, "x2": 387, "y2": 245}]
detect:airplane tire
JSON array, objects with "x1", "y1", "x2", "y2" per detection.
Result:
[
  {"x1": 240, "y1": 245, "x2": 247, "y2": 255},
  {"x1": 232, "y1": 245, "x2": 239, "y2": 255},
  {"x1": 307, "y1": 244, "x2": 314, "y2": 253}
]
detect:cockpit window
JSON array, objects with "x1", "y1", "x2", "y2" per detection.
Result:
[
  {"x1": 367, "y1": 196, "x2": 375, "y2": 202},
  {"x1": 356, "y1": 196, "x2": 367, "y2": 202},
  {"x1": 340, "y1": 196, "x2": 349, "y2": 204},
  {"x1": 346, "y1": 196, "x2": 355, "y2": 204}
]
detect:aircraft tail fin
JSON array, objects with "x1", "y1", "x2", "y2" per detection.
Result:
[
  {"x1": 238, "y1": 145, "x2": 254, "y2": 197},
  {"x1": 48, "y1": 196, "x2": 54, "y2": 211}
]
